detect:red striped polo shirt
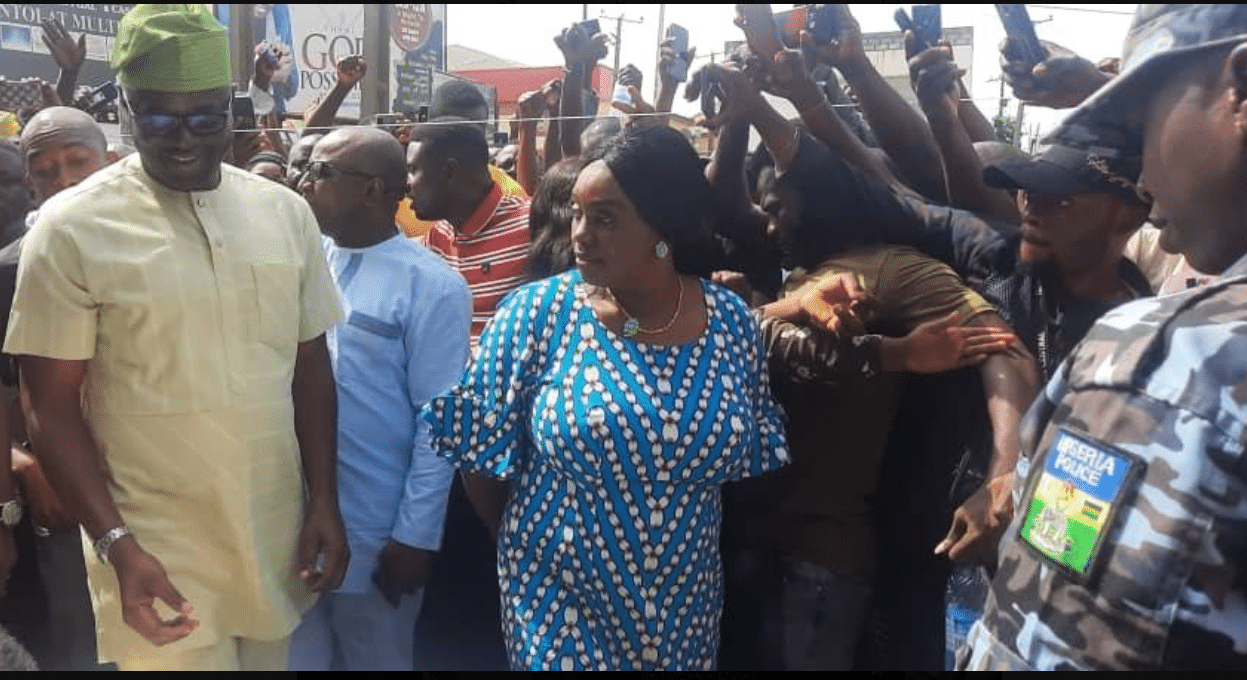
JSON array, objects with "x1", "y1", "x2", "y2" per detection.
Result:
[{"x1": 421, "y1": 183, "x2": 531, "y2": 340}]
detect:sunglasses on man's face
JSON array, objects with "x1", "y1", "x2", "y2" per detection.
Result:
[
  {"x1": 303, "y1": 160, "x2": 378, "y2": 183},
  {"x1": 124, "y1": 96, "x2": 230, "y2": 138},
  {"x1": 303, "y1": 161, "x2": 409, "y2": 198}
]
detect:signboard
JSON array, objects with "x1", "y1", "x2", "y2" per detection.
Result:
[
  {"x1": 388, "y1": 4, "x2": 445, "y2": 116},
  {"x1": 0, "y1": 4, "x2": 135, "y2": 88},
  {"x1": 216, "y1": 4, "x2": 366, "y2": 120}
]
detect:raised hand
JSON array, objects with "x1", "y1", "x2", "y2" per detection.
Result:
[
  {"x1": 766, "y1": 41, "x2": 824, "y2": 108},
  {"x1": 734, "y1": 5, "x2": 785, "y2": 68},
  {"x1": 687, "y1": 62, "x2": 767, "y2": 130},
  {"x1": 541, "y1": 78, "x2": 562, "y2": 112},
  {"x1": 908, "y1": 40, "x2": 963, "y2": 118},
  {"x1": 556, "y1": 23, "x2": 609, "y2": 69},
  {"x1": 801, "y1": 5, "x2": 868, "y2": 73},
  {"x1": 335, "y1": 55, "x2": 367, "y2": 91},
  {"x1": 41, "y1": 18, "x2": 86, "y2": 73},
  {"x1": 253, "y1": 42, "x2": 280, "y2": 91},
  {"x1": 1000, "y1": 38, "x2": 1111, "y2": 109},
  {"x1": 517, "y1": 89, "x2": 548, "y2": 122},
  {"x1": 657, "y1": 39, "x2": 696, "y2": 89}
]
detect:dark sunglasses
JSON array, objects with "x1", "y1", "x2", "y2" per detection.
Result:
[
  {"x1": 304, "y1": 160, "x2": 378, "y2": 183},
  {"x1": 123, "y1": 96, "x2": 230, "y2": 137}
]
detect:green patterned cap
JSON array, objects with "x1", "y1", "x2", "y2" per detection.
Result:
[{"x1": 112, "y1": 4, "x2": 231, "y2": 92}]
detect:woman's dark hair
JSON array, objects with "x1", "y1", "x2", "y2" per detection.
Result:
[
  {"x1": 526, "y1": 157, "x2": 582, "y2": 282},
  {"x1": 583, "y1": 125, "x2": 718, "y2": 277}
]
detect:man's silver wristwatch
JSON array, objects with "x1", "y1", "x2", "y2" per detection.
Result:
[
  {"x1": 94, "y1": 526, "x2": 132, "y2": 563},
  {"x1": 0, "y1": 493, "x2": 20, "y2": 528}
]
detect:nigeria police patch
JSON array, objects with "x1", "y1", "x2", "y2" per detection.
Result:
[{"x1": 1018, "y1": 429, "x2": 1145, "y2": 579}]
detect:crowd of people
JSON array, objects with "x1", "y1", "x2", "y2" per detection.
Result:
[{"x1": 0, "y1": 2, "x2": 1244, "y2": 672}]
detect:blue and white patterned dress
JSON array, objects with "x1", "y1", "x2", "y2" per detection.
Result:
[{"x1": 425, "y1": 270, "x2": 790, "y2": 670}]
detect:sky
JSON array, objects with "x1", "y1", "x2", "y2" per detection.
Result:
[{"x1": 445, "y1": 4, "x2": 1139, "y2": 145}]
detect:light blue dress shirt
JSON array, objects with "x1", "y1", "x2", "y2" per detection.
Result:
[{"x1": 324, "y1": 232, "x2": 472, "y2": 594}]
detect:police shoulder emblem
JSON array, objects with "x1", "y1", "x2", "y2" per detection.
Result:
[{"x1": 1018, "y1": 429, "x2": 1145, "y2": 580}]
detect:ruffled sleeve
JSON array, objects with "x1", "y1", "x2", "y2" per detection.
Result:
[{"x1": 422, "y1": 280, "x2": 553, "y2": 480}]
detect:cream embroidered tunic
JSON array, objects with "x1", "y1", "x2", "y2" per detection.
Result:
[{"x1": 4, "y1": 156, "x2": 343, "y2": 661}]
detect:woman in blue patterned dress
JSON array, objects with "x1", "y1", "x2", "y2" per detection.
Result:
[{"x1": 425, "y1": 126, "x2": 790, "y2": 670}]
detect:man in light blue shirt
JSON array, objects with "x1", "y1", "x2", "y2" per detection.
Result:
[{"x1": 289, "y1": 126, "x2": 472, "y2": 670}]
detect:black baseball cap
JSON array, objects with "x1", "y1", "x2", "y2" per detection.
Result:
[{"x1": 983, "y1": 144, "x2": 1146, "y2": 205}]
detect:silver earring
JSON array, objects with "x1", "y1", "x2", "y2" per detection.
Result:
[{"x1": 655, "y1": 241, "x2": 670, "y2": 259}]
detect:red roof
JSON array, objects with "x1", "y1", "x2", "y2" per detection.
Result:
[{"x1": 452, "y1": 65, "x2": 615, "y2": 104}]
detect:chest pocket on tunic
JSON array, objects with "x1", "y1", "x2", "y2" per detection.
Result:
[{"x1": 252, "y1": 263, "x2": 301, "y2": 350}]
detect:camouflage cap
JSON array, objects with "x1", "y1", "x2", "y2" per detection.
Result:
[
  {"x1": 983, "y1": 144, "x2": 1146, "y2": 205},
  {"x1": 1045, "y1": 5, "x2": 1247, "y2": 154},
  {"x1": 112, "y1": 4, "x2": 232, "y2": 93}
]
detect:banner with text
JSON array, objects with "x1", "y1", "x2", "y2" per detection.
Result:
[{"x1": 215, "y1": 4, "x2": 366, "y2": 120}]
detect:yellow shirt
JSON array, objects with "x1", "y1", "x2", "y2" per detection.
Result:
[
  {"x1": 4, "y1": 156, "x2": 344, "y2": 660},
  {"x1": 396, "y1": 164, "x2": 527, "y2": 239}
]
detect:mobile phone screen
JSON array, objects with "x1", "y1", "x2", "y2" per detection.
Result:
[
  {"x1": 912, "y1": 5, "x2": 943, "y2": 48},
  {"x1": 808, "y1": 5, "x2": 841, "y2": 45},
  {"x1": 231, "y1": 93, "x2": 257, "y2": 131},
  {"x1": 664, "y1": 24, "x2": 690, "y2": 83}
]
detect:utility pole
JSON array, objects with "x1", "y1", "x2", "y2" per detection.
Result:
[
  {"x1": 1015, "y1": 101, "x2": 1026, "y2": 148},
  {"x1": 360, "y1": 3, "x2": 387, "y2": 121},
  {"x1": 599, "y1": 9, "x2": 643, "y2": 87},
  {"x1": 988, "y1": 75, "x2": 1007, "y2": 119},
  {"x1": 228, "y1": 4, "x2": 255, "y2": 94},
  {"x1": 653, "y1": 4, "x2": 665, "y2": 103}
]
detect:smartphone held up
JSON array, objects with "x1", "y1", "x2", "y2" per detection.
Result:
[
  {"x1": 894, "y1": 5, "x2": 943, "y2": 52},
  {"x1": 664, "y1": 24, "x2": 691, "y2": 83},
  {"x1": 995, "y1": 4, "x2": 1049, "y2": 66}
]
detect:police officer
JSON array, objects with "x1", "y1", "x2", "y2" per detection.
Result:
[{"x1": 962, "y1": 5, "x2": 1247, "y2": 670}]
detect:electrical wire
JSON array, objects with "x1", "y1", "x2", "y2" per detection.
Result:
[
  {"x1": 227, "y1": 95, "x2": 1019, "y2": 134},
  {"x1": 1026, "y1": 5, "x2": 1137, "y2": 17}
]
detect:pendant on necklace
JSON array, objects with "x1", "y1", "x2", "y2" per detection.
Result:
[{"x1": 622, "y1": 317, "x2": 640, "y2": 337}]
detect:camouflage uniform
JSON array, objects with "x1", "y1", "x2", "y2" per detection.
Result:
[{"x1": 962, "y1": 256, "x2": 1247, "y2": 670}]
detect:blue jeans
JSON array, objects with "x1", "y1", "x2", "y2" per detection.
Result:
[{"x1": 763, "y1": 556, "x2": 874, "y2": 671}]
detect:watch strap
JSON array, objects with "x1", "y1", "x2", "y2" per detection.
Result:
[{"x1": 94, "y1": 526, "x2": 132, "y2": 563}]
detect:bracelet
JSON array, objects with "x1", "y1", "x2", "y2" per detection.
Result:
[{"x1": 94, "y1": 525, "x2": 132, "y2": 564}]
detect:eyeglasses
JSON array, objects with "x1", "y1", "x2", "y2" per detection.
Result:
[
  {"x1": 304, "y1": 161, "x2": 378, "y2": 183},
  {"x1": 123, "y1": 95, "x2": 230, "y2": 138}
]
